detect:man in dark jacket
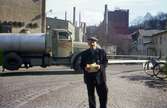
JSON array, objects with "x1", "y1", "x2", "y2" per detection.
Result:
[{"x1": 80, "y1": 37, "x2": 108, "y2": 108}]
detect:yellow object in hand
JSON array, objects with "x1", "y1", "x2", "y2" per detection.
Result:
[{"x1": 86, "y1": 63, "x2": 99, "y2": 72}]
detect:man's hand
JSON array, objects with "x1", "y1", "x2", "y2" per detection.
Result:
[
  {"x1": 85, "y1": 63, "x2": 100, "y2": 72},
  {"x1": 95, "y1": 64, "x2": 100, "y2": 70},
  {"x1": 85, "y1": 64, "x2": 91, "y2": 72}
]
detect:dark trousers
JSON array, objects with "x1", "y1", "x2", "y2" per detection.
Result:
[{"x1": 86, "y1": 82, "x2": 108, "y2": 108}]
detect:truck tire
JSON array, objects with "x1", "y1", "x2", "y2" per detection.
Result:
[{"x1": 3, "y1": 53, "x2": 22, "y2": 70}]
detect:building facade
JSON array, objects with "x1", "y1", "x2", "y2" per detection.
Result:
[
  {"x1": 107, "y1": 9, "x2": 129, "y2": 35},
  {"x1": 152, "y1": 30, "x2": 167, "y2": 58},
  {"x1": 131, "y1": 29, "x2": 162, "y2": 55},
  {"x1": 0, "y1": 0, "x2": 45, "y2": 33}
]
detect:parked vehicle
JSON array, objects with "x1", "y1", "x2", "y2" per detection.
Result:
[{"x1": 0, "y1": 29, "x2": 88, "y2": 72}]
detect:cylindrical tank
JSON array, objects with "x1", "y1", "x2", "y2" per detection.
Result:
[{"x1": 0, "y1": 33, "x2": 46, "y2": 53}]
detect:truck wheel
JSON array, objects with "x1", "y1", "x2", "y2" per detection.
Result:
[{"x1": 3, "y1": 53, "x2": 22, "y2": 70}]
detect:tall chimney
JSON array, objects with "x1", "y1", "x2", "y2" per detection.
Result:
[
  {"x1": 73, "y1": 7, "x2": 76, "y2": 26},
  {"x1": 79, "y1": 12, "x2": 81, "y2": 27},
  {"x1": 65, "y1": 11, "x2": 67, "y2": 21},
  {"x1": 104, "y1": 4, "x2": 108, "y2": 35}
]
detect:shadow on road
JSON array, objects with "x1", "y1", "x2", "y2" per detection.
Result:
[
  {"x1": 121, "y1": 73, "x2": 167, "y2": 89},
  {"x1": 145, "y1": 80, "x2": 167, "y2": 89},
  {"x1": 0, "y1": 71, "x2": 82, "y2": 77}
]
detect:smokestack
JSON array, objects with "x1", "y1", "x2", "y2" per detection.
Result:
[
  {"x1": 73, "y1": 7, "x2": 76, "y2": 26},
  {"x1": 104, "y1": 4, "x2": 108, "y2": 35},
  {"x1": 79, "y1": 12, "x2": 81, "y2": 27},
  {"x1": 65, "y1": 11, "x2": 67, "y2": 21},
  {"x1": 105, "y1": 4, "x2": 108, "y2": 16}
]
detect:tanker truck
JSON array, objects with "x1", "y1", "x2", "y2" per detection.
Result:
[{"x1": 0, "y1": 29, "x2": 88, "y2": 72}]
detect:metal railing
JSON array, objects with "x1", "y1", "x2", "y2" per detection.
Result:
[
  {"x1": 107, "y1": 55, "x2": 166, "y2": 64},
  {"x1": 107, "y1": 55, "x2": 159, "y2": 60}
]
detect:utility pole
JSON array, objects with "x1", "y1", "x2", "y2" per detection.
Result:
[
  {"x1": 73, "y1": 7, "x2": 76, "y2": 26},
  {"x1": 104, "y1": 4, "x2": 108, "y2": 36},
  {"x1": 79, "y1": 12, "x2": 81, "y2": 27},
  {"x1": 41, "y1": 0, "x2": 46, "y2": 33},
  {"x1": 65, "y1": 11, "x2": 67, "y2": 21}
]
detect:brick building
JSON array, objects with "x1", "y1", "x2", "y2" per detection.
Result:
[
  {"x1": 108, "y1": 9, "x2": 129, "y2": 35},
  {"x1": 0, "y1": 0, "x2": 45, "y2": 33},
  {"x1": 97, "y1": 5, "x2": 130, "y2": 54},
  {"x1": 104, "y1": 6, "x2": 129, "y2": 44}
]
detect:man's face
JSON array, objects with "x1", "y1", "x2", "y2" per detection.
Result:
[{"x1": 88, "y1": 40, "x2": 97, "y2": 48}]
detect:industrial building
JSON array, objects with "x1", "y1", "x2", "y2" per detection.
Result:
[
  {"x1": 104, "y1": 5, "x2": 129, "y2": 44},
  {"x1": 152, "y1": 30, "x2": 167, "y2": 58},
  {"x1": 0, "y1": 0, "x2": 45, "y2": 33},
  {"x1": 94, "y1": 5, "x2": 131, "y2": 54},
  {"x1": 131, "y1": 29, "x2": 162, "y2": 56},
  {"x1": 47, "y1": 7, "x2": 86, "y2": 42}
]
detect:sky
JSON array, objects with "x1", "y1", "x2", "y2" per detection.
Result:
[{"x1": 46, "y1": 0, "x2": 167, "y2": 26}]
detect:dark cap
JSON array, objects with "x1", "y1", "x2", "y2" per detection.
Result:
[{"x1": 87, "y1": 37, "x2": 98, "y2": 41}]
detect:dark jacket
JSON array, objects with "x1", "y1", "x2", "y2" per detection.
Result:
[{"x1": 80, "y1": 48, "x2": 108, "y2": 84}]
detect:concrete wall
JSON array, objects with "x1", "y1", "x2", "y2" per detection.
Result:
[{"x1": 0, "y1": 0, "x2": 45, "y2": 33}]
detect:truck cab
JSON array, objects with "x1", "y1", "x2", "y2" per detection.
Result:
[{"x1": 50, "y1": 29, "x2": 73, "y2": 57}]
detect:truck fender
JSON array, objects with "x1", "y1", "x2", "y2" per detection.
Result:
[
  {"x1": 3, "y1": 52, "x2": 22, "y2": 70},
  {"x1": 71, "y1": 52, "x2": 82, "y2": 73}
]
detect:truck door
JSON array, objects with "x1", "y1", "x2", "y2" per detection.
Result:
[
  {"x1": 51, "y1": 30, "x2": 58, "y2": 57},
  {"x1": 57, "y1": 31, "x2": 72, "y2": 57}
]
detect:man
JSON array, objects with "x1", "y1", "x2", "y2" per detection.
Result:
[{"x1": 80, "y1": 37, "x2": 108, "y2": 108}]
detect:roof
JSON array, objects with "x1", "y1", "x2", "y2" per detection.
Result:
[
  {"x1": 46, "y1": 17, "x2": 73, "y2": 26},
  {"x1": 138, "y1": 29, "x2": 163, "y2": 37},
  {"x1": 152, "y1": 30, "x2": 167, "y2": 37}
]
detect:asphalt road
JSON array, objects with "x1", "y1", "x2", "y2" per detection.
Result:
[{"x1": 0, "y1": 65, "x2": 167, "y2": 108}]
